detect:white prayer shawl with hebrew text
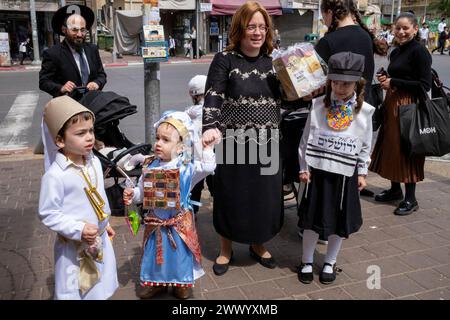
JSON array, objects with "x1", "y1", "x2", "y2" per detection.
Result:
[{"x1": 298, "y1": 96, "x2": 375, "y2": 177}]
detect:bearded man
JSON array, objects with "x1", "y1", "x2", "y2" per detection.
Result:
[{"x1": 39, "y1": 5, "x2": 106, "y2": 99}]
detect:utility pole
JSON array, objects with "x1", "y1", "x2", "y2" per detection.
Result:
[
  {"x1": 142, "y1": 0, "x2": 161, "y2": 145},
  {"x1": 29, "y1": 0, "x2": 41, "y2": 65},
  {"x1": 196, "y1": 0, "x2": 199, "y2": 60},
  {"x1": 391, "y1": 0, "x2": 395, "y2": 22},
  {"x1": 397, "y1": 0, "x2": 402, "y2": 17},
  {"x1": 109, "y1": 0, "x2": 117, "y2": 63}
]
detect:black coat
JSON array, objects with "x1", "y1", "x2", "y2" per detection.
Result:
[{"x1": 39, "y1": 40, "x2": 107, "y2": 98}]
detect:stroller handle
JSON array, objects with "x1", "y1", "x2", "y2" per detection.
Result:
[{"x1": 112, "y1": 143, "x2": 152, "y2": 165}]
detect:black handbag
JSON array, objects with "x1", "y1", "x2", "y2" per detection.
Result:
[
  {"x1": 399, "y1": 86, "x2": 450, "y2": 157},
  {"x1": 366, "y1": 83, "x2": 384, "y2": 131}
]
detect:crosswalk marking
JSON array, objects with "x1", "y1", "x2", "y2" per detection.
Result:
[{"x1": 0, "y1": 91, "x2": 39, "y2": 151}]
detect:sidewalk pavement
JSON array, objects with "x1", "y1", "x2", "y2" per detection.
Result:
[
  {"x1": 1, "y1": 152, "x2": 449, "y2": 300},
  {"x1": 0, "y1": 50, "x2": 214, "y2": 72}
]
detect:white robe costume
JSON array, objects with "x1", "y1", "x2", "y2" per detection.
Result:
[{"x1": 39, "y1": 151, "x2": 118, "y2": 300}]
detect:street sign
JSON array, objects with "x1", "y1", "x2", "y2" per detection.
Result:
[{"x1": 143, "y1": 25, "x2": 165, "y2": 42}]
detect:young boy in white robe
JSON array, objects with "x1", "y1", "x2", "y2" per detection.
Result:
[{"x1": 38, "y1": 96, "x2": 118, "y2": 300}]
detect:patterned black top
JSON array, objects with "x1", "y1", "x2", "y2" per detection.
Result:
[{"x1": 202, "y1": 50, "x2": 283, "y2": 133}]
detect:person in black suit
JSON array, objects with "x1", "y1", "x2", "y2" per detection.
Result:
[
  {"x1": 39, "y1": 5, "x2": 106, "y2": 100},
  {"x1": 39, "y1": 5, "x2": 107, "y2": 171}
]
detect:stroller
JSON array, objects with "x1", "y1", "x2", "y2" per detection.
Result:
[
  {"x1": 280, "y1": 107, "x2": 309, "y2": 209},
  {"x1": 76, "y1": 89, "x2": 152, "y2": 216}
]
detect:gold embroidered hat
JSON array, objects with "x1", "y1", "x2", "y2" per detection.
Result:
[{"x1": 44, "y1": 95, "x2": 95, "y2": 140}]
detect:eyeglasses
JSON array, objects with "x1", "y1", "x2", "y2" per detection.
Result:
[
  {"x1": 246, "y1": 24, "x2": 268, "y2": 33},
  {"x1": 68, "y1": 27, "x2": 88, "y2": 35}
]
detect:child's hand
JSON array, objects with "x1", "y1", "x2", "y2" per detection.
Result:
[
  {"x1": 123, "y1": 188, "x2": 134, "y2": 205},
  {"x1": 82, "y1": 223, "x2": 99, "y2": 245},
  {"x1": 202, "y1": 128, "x2": 221, "y2": 147},
  {"x1": 106, "y1": 225, "x2": 116, "y2": 240},
  {"x1": 299, "y1": 171, "x2": 311, "y2": 184},
  {"x1": 358, "y1": 175, "x2": 367, "y2": 191}
]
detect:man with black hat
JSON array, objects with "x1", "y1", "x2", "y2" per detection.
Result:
[{"x1": 39, "y1": 5, "x2": 106, "y2": 99}]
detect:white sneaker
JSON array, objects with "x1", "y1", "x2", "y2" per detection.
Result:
[{"x1": 298, "y1": 230, "x2": 328, "y2": 245}]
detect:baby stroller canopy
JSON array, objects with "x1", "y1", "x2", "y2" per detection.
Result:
[{"x1": 79, "y1": 91, "x2": 137, "y2": 127}]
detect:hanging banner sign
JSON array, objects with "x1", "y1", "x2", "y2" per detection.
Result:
[{"x1": 200, "y1": 3, "x2": 212, "y2": 12}]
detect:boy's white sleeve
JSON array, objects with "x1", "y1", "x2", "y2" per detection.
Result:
[
  {"x1": 132, "y1": 174, "x2": 144, "y2": 203},
  {"x1": 38, "y1": 172, "x2": 85, "y2": 241},
  {"x1": 298, "y1": 112, "x2": 311, "y2": 173},
  {"x1": 357, "y1": 107, "x2": 374, "y2": 176},
  {"x1": 191, "y1": 147, "x2": 216, "y2": 188}
]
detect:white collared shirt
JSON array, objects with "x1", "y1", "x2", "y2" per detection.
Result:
[{"x1": 67, "y1": 41, "x2": 91, "y2": 79}]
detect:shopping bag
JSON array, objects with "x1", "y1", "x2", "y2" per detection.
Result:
[
  {"x1": 399, "y1": 86, "x2": 450, "y2": 157},
  {"x1": 366, "y1": 82, "x2": 384, "y2": 131}
]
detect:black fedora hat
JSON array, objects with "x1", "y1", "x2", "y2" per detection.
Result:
[{"x1": 52, "y1": 5, "x2": 95, "y2": 36}]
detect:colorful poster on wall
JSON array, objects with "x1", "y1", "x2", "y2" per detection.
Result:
[
  {"x1": 0, "y1": 32, "x2": 11, "y2": 67},
  {"x1": 143, "y1": 41, "x2": 168, "y2": 63}
]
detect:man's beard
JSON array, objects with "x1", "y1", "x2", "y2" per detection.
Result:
[{"x1": 66, "y1": 36, "x2": 85, "y2": 50}]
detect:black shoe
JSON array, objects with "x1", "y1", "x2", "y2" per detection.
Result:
[
  {"x1": 213, "y1": 251, "x2": 233, "y2": 276},
  {"x1": 249, "y1": 246, "x2": 276, "y2": 269},
  {"x1": 360, "y1": 188, "x2": 374, "y2": 197},
  {"x1": 394, "y1": 200, "x2": 419, "y2": 216},
  {"x1": 319, "y1": 263, "x2": 339, "y2": 285},
  {"x1": 297, "y1": 262, "x2": 313, "y2": 284},
  {"x1": 374, "y1": 189, "x2": 403, "y2": 202}
]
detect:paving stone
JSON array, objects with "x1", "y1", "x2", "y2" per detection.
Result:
[
  {"x1": 398, "y1": 252, "x2": 442, "y2": 269},
  {"x1": 406, "y1": 221, "x2": 445, "y2": 234},
  {"x1": 204, "y1": 287, "x2": 246, "y2": 300},
  {"x1": 240, "y1": 280, "x2": 287, "y2": 300},
  {"x1": 343, "y1": 281, "x2": 394, "y2": 300},
  {"x1": 388, "y1": 237, "x2": 430, "y2": 253},
  {"x1": 378, "y1": 225, "x2": 417, "y2": 239},
  {"x1": 422, "y1": 247, "x2": 450, "y2": 264},
  {"x1": 381, "y1": 274, "x2": 426, "y2": 297},
  {"x1": 209, "y1": 268, "x2": 252, "y2": 289},
  {"x1": 274, "y1": 274, "x2": 321, "y2": 296},
  {"x1": 338, "y1": 247, "x2": 377, "y2": 264},
  {"x1": 406, "y1": 269, "x2": 450, "y2": 290},
  {"x1": 434, "y1": 264, "x2": 450, "y2": 279},
  {"x1": 358, "y1": 229, "x2": 396, "y2": 243},
  {"x1": 362, "y1": 242, "x2": 404, "y2": 258},
  {"x1": 413, "y1": 233, "x2": 450, "y2": 248},
  {"x1": 307, "y1": 287, "x2": 353, "y2": 300},
  {"x1": 415, "y1": 287, "x2": 450, "y2": 300}
]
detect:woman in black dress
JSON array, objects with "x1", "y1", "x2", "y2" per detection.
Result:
[{"x1": 202, "y1": 1, "x2": 283, "y2": 275}]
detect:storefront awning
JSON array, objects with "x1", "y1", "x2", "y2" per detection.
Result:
[
  {"x1": 159, "y1": 0, "x2": 196, "y2": 10},
  {"x1": 210, "y1": 0, "x2": 282, "y2": 16}
]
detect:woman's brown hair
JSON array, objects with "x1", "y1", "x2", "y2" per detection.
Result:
[
  {"x1": 323, "y1": 78, "x2": 367, "y2": 113},
  {"x1": 226, "y1": 1, "x2": 274, "y2": 54}
]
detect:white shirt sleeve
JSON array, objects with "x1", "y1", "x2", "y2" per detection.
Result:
[
  {"x1": 298, "y1": 111, "x2": 312, "y2": 173},
  {"x1": 357, "y1": 106, "x2": 374, "y2": 176},
  {"x1": 38, "y1": 172, "x2": 85, "y2": 241},
  {"x1": 132, "y1": 174, "x2": 144, "y2": 204},
  {"x1": 190, "y1": 147, "x2": 216, "y2": 189}
]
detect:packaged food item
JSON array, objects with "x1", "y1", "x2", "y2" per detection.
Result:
[{"x1": 272, "y1": 42, "x2": 327, "y2": 100}]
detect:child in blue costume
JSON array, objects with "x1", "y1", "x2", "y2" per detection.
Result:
[{"x1": 123, "y1": 111, "x2": 216, "y2": 299}]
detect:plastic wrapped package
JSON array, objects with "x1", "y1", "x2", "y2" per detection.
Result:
[{"x1": 272, "y1": 43, "x2": 327, "y2": 101}]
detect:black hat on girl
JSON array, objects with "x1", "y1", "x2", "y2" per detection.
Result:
[{"x1": 327, "y1": 52, "x2": 365, "y2": 82}]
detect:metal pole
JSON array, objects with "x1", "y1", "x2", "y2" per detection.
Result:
[
  {"x1": 391, "y1": 0, "x2": 395, "y2": 23},
  {"x1": 29, "y1": 0, "x2": 41, "y2": 65},
  {"x1": 196, "y1": 0, "x2": 199, "y2": 59},
  {"x1": 110, "y1": 1, "x2": 117, "y2": 63},
  {"x1": 59, "y1": 0, "x2": 66, "y2": 6},
  {"x1": 397, "y1": 0, "x2": 402, "y2": 16},
  {"x1": 143, "y1": 2, "x2": 160, "y2": 145},
  {"x1": 144, "y1": 63, "x2": 160, "y2": 144}
]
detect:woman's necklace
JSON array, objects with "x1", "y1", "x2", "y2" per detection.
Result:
[{"x1": 326, "y1": 99, "x2": 354, "y2": 131}]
